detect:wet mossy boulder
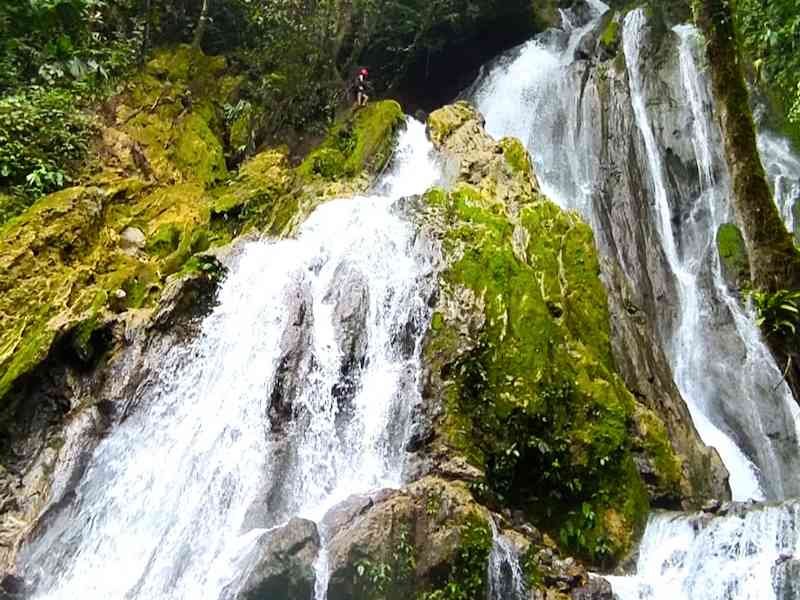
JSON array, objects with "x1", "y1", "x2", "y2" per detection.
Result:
[
  {"x1": 716, "y1": 222, "x2": 750, "y2": 291},
  {"x1": 299, "y1": 101, "x2": 405, "y2": 180},
  {"x1": 421, "y1": 103, "x2": 683, "y2": 565},
  {"x1": 112, "y1": 45, "x2": 238, "y2": 186}
]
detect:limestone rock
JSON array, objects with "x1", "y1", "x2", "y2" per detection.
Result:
[
  {"x1": 119, "y1": 226, "x2": 146, "y2": 253},
  {"x1": 237, "y1": 518, "x2": 320, "y2": 600},
  {"x1": 420, "y1": 102, "x2": 672, "y2": 562},
  {"x1": 325, "y1": 476, "x2": 492, "y2": 600}
]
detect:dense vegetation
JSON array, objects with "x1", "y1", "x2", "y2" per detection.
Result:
[
  {"x1": 736, "y1": 0, "x2": 800, "y2": 135},
  {"x1": 0, "y1": 0, "x2": 536, "y2": 218}
]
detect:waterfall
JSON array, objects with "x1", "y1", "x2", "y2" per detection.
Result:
[
  {"x1": 17, "y1": 119, "x2": 442, "y2": 600},
  {"x1": 472, "y1": 0, "x2": 607, "y2": 220},
  {"x1": 470, "y1": 3, "x2": 800, "y2": 598},
  {"x1": 607, "y1": 502, "x2": 800, "y2": 600},
  {"x1": 486, "y1": 519, "x2": 527, "y2": 600},
  {"x1": 473, "y1": 0, "x2": 800, "y2": 502},
  {"x1": 757, "y1": 130, "x2": 800, "y2": 234},
  {"x1": 622, "y1": 11, "x2": 768, "y2": 501}
]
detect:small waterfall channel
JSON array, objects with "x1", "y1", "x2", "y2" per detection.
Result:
[
  {"x1": 470, "y1": 1, "x2": 800, "y2": 598},
  {"x1": 486, "y1": 519, "x2": 527, "y2": 600},
  {"x1": 17, "y1": 119, "x2": 442, "y2": 599}
]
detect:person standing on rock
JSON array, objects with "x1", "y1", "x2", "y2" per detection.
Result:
[{"x1": 355, "y1": 68, "x2": 370, "y2": 107}]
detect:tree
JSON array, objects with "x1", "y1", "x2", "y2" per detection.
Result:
[
  {"x1": 193, "y1": 0, "x2": 211, "y2": 48},
  {"x1": 694, "y1": 0, "x2": 800, "y2": 403}
]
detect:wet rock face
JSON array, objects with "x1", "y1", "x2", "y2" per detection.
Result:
[
  {"x1": 541, "y1": 20, "x2": 736, "y2": 506},
  {"x1": 325, "y1": 262, "x2": 370, "y2": 415},
  {"x1": 237, "y1": 518, "x2": 320, "y2": 600},
  {"x1": 268, "y1": 278, "x2": 314, "y2": 433},
  {"x1": 773, "y1": 557, "x2": 800, "y2": 600},
  {"x1": 0, "y1": 268, "x2": 221, "y2": 573}
]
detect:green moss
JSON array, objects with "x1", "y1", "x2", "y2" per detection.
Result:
[
  {"x1": 0, "y1": 192, "x2": 30, "y2": 227},
  {"x1": 424, "y1": 182, "x2": 655, "y2": 563},
  {"x1": 147, "y1": 223, "x2": 182, "y2": 257},
  {"x1": 420, "y1": 514, "x2": 493, "y2": 600},
  {"x1": 173, "y1": 112, "x2": 228, "y2": 185},
  {"x1": 427, "y1": 101, "x2": 476, "y2": 147},
  {"x1": 70, "y1": 290, "x2": 109, "y2": 363},
  {"x1": 634, "y1": 405, "x2": 684, "y2": 498},
  {"x1": 299, "y1": 100, "x2": 404, "y2": 180},
  {"x1": 600, "y1": 18, "x2": 620, "y2": 50},
  {"x1": 716, "y1": 222, "x2": 750, "y2": 286},
  {"x1": 498, "y1": 137, "x2": 533, "y2": 178},
  {"x1": 304, "y1": 147, "x2": 347, "y2": 180}
]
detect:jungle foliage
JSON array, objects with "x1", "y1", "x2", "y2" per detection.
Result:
[
  {"x1": 0, "y1": 0, "x2": 535, "y2": 206},
  {"x1": 736, "y1": 0, "x2": 800, "y2": 131}
]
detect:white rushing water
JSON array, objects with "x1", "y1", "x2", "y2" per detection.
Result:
[
  {"x1": 622, "y1": 12, "x2": 765, "y2": 501},
  {"x1": 19, "y1": 119, "x2": 442, "y2": 600},
  {"x1": 608, "y1": 503, "x2": 800, "y2": 600},
  {"x1": 758, "y1": 131, "x2": 800, "y2": 234},
  {"x1": 473, "y1": 0, "x2": 607, "y2": 220},
  {"x1": 486, "y1": 520, "x2": 527, "y2": 600}
]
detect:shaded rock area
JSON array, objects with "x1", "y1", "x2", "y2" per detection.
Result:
[
  {"x1": 0, "y1": 264, "x2": 223, "y2": 573},
  {"x1": 237, "y1": 518, "x2": 320, "y2": 600}
]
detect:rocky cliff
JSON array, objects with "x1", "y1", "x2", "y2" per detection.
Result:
[{"x1": 0, "y1": 41, "x2": 741, "y2": 600}]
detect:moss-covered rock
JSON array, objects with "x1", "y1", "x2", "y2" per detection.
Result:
[
  {"x1": 0, "y1": 46, "x2": 409, "y2": 413},
  {"x1": 299, "y1": 101, "x2": 405, "y2": 180},
  {"x1": 112, "y1": 45, "x2": 237, "y2": 187},
  {"x1": 716, "y1": 222, "x2": 750, "y2": 290},
  {"x1": 326, "y1": 477, "x2": 494, "y2": 600},
  {"x1": 420, "y1": 103, "x2": 682, "y2": 565}
]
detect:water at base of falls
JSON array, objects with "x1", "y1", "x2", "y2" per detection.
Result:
[
  {"x1": 607, "y1": 503, "x2": 800, "y2": 600},
  {"x1": 18, "y1": 119, "x2": 442, "y2": 600}
]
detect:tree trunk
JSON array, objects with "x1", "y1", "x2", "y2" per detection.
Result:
[
  {"x1": 694, "y1": 0, "x2": 800, "y2": 292},
  {"x1": 141, "y1": 0, "x2": 152, "y2": 64},
  {"x1": 694, "y1": 0, "x2": 800, "y2": 404},
  {"x1": 192, "y1": 0, "x2": 210, "y2": 49}
]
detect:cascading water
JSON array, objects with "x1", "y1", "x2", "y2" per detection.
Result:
[
  {"x1": 608, "y1": 502, "x2": 800, "y2": 600},
  {"x1": 758, "y1": 131, "x2": 800, "y2": 234},
  {"x1": 486, "y1": 520, "x2": 527, "y2": 600},
  {"x1": 473, "y1": 0, "x2": 800, "y2": 501},
  {"x1": 470, "y1": 1, "x2": 800, "y2": 597},
  {"x1": 17, "y1": 119, "x2": 442, "y2": 600}
]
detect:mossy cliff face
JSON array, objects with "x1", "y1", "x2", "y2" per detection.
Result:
[
  {"x1": 0, "y1": 45, "x2": 404, "y2": 569},
  {"x1": 0, "y1": 42, "x2": 403, "y2": 407},
  {"x1": 420, "y1": 102, "x2": 683, "y2": 565}
]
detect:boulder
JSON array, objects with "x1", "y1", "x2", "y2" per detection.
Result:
[
  {"x1": 237, "y1": 518, "x2": 320, "y2": 600},
  {"x1": 325, "y1": 477, "x2": 492, "y2": 600},
  {"x1": 119, "y1": 226, "x2": 146, "y2": 253}
]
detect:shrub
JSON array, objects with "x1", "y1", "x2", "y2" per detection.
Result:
[{"x1": 0, "y1": 87, "x2": 92, "y2": 199}]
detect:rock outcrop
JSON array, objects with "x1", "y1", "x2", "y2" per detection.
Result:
[
  {"x1": 237, "y1": 518, "x2": 320, "y2": 600},
  {"x1": 418, "y1": 102, "x2": 682, "y2": 564}
]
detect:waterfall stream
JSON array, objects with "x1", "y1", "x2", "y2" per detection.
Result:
[
  {"x1": 471, "y1": 1, "x2": 800, "y2": 598},
  {"x1": 17, "y1": 119, "x2": 441, "y2": 600},
  {"x1": 486, "y1": 520, "x2": 527, "y2": 600}
]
